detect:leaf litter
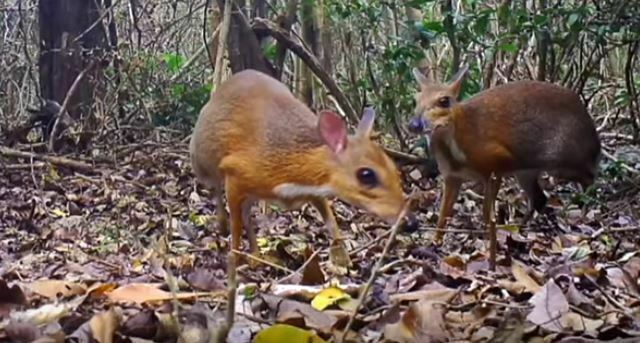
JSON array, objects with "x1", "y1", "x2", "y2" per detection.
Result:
[{"x1": 0, "y1": 139, "x2": 639, "y2": 342}]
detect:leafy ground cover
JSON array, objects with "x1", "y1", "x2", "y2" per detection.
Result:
[{"x1": 1, "y1": 138, "x2": 639, "y2": 342}]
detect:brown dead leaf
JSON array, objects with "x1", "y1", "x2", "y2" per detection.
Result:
[
  {"x1": 107, "y1": 283, "x2": 214, "y2": 304},
  {"x1": 251, "y1": 294, "x2": 337, "y2": 335},
  {"x1": 490, "y1": 309, "x2": 527, "y2": 343},
  {"x1": 0, "y1": 280, "x2": 27, "y2": 317},
  {"x1": 89, "y1": 307, "x2": 122, "y2": 343},
  {"x1": 383, "y1": 300, "x2": 448, "y2": 343},
  {"x1": 25, "y1": 279, "x2": 87, "y2": 300},
  {"x1": 186, "y1": 269, "x2": 225, "y2": 291},
  {"x1": 121, "y1": 310, "x2": 159, "y2": 339},
  {"x1": 440, "y1": 255, "x2": 466, "y2": 278},
  {"x1": 389, "y1": 288, "x2": 458, "y2": 304},
  {"x1": 5, "y1": 320, "x2": 42, "y2": 342},
  {"x1": 511, "y1": 262, "x2": 541, "y2": 293},
  {"x1": 526, "y1": 279, "x2": 569, "y2": 332},
  {"x1": 560, "y1": 312, "x2": 603, "y2": 333},
  {"x1": 301, "y1": 247, "x2": 325, "y2": 285}
]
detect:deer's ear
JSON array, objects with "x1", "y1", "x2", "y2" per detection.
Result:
[
  {"x1": 318, "y1": 110, "x2": 348, "y2": 154},
  {"x1": 357, "y1": 107, "x2": 376, "y2": 137},
  {"x1": 413, "y1": 68, "x2": 430, "y2": 87},
  {"x1": 448, "y1": 65, "x2": 469, "y2": 97}
]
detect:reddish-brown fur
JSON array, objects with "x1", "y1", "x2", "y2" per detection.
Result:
[
  {"x1": 190, "y1": 69, "x2": 405, "y2": 262},
  {"x1": 412, "y1": 67, "x2": 601, "y2": 242}
]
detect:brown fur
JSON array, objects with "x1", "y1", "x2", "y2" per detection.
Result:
[
  {"x1": 413, "y1": 68, "x2": 601, "y2": 242},
  {"x1": 190, "y1": 69, "x2": 405, "y2": 254}
]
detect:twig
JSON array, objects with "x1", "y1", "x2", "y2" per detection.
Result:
[
  {"x1": 337, "y1": 201, "x2": 411, "y2": 342},
  {"x1": 0, "y1": 146, "x2": 96, "y2": 174},
  {"x1": 383, "y1": 147, "x2": 427, "y2": 165},
  {"x1": 170, "y1": 23, "x2": 221, "y2": 83},
  {"x1": 252, "y1": 18, "x2": 359, "y2": 124},
  {"x1": 231, "y1": 249, "x2": 294, "y2": 274},
  {"x1": 601, "y1": 148, "x2": 639, "y2": 174}
]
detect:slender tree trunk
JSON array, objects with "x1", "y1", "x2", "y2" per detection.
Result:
[
  {"x1": 38, "y1": 0, "x2": 109, "y2": 149},
  {"x1": 300, "y1": 0, "x2": 318, "y2": 107}
]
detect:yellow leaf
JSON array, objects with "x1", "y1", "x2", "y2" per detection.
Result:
[
  {"x1": 253, "y1": 324, "x2": 327, "y2": 343},
  {"x1": 310, "y1": 287, "x2": 350, "y2": 311},
  {"x1": 257, "y1": 238, "x2": 269, "y2": 248},
  {"x1": 498, "y1": 224, "x2": 520, "y2": 233},
  {"x1": 51, "y1": 208, "x2": 68, "y2": 218}
]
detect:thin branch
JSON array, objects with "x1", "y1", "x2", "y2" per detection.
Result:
[
  {"x1": 337, "y1": 201, "x2": 411, "y2": 342},
  {"x1": 252, "y1": 18, "x2": 359, "y2": 124}
]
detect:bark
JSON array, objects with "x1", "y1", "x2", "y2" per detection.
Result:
[
  {"x1": 217, "y1": 0, "x2": 276, "y2": 76},
  {"x1": 38, "y1": 0, "x2": 110, "y2": 149},
  {"x1": 300, "y1": 0, "x2": 317, "y2": 106}
]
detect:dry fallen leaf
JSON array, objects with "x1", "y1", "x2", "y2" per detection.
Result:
[
  {"x1": 106, "y1": 283, "x2": 214, "y2": 304},
  {"x1": 24, "y1": 279, "x2": 87, "y2": 300},
  {"x1": 251, "y1": 294, "x2": 338, "y2": 335},
  {"x1": 301, "y1": 247, "x2": 325, "y2": 285},
  {"x1": 511, "y1": 262, "x2": 541, "y2": 293},
  {"x1": 89, "y1": 307, "x2": 122, "y2": 343},
  {"x1": 383, "y1": 300, "x2": 448, "y2": 343},
  {"x1": 526, "y1": 279, "x2": 569, "y2": 332}
]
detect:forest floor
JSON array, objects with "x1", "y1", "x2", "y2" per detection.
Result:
[{"x1": 1, "y1": 137, "x2": 639, "y2": 343}]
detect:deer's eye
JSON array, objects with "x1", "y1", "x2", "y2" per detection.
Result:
[
  {"x1": 356, "y1": 167, "x2": 379, "y2": 188},
  {"x1": 437, "y1": 97, "x2": 451, "y2": 108}
]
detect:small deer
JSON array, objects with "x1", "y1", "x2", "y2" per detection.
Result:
[
  {"x1": 190, "y1": 69, "x2": 407, "y2": 267},
  {"x1": 410, "y1": 66, "x2": 601, "y2": 244}
]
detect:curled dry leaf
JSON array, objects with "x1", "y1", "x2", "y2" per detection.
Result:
[
  {"x1": 24, "y1": 279, "x2": 87, "y2": 300},
  {"x1": 383, "y1": 300, "x2": 448, "y2": 343},
  {"x1": 526, "y1": 279, "x2": 569, "y2": 332},
  {"x1": 89, "y1": 307, "x2": 122, "y2": 343}
]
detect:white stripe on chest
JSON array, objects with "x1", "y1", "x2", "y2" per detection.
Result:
[{"x1": 272, "y1": 183, "x2": 334, "y2": 198}]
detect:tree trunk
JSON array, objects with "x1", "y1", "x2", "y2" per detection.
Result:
[
  {"x1": 38, "y1": 0, "x2": 110, "y2": 149},
  {"x1": 300, "y1": 0, "x2": 318, "y2": 107},
  {"x1": 217, "y1": 0, "x2": 276, "y2": 76}
]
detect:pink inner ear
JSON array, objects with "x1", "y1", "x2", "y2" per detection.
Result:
[{"x1": 318, "y1": 110, "x2": 348, "y2": 154}]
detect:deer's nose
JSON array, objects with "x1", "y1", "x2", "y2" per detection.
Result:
[{"x1": 408, "y1": 117, "x2": 426, "y2": 133}]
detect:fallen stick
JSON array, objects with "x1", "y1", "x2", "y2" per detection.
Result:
[
  {"x1": 0, "y1": 146, "x2": 95, "y2": 174},
  {"x1": 337, "y1": 200, "x2": 411, "y2": 342}
]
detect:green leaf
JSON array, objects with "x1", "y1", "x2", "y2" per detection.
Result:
[
  {"x1": 421, "y1": 20, "x2": 445, "y2": 34},
  {"x1": 498, "y1": 43, "x2": 518, "y2": 53},
  {"x1": 163, "y1": 53, "x2": 184, "y2": 74},
  {"x1": 567, "y1": 13, "x2": 580, "y2": 27}
]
